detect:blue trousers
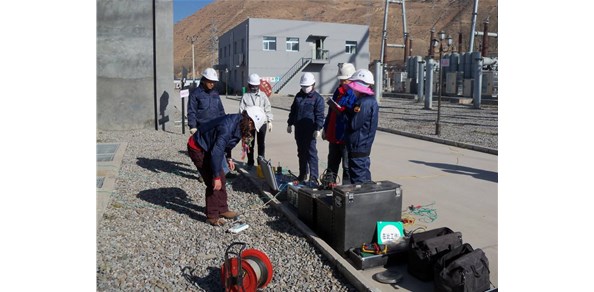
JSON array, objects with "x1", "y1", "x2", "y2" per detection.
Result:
[
  {"x1": 327, "y1": 142, "x2": 350, "y2": 184},
  {"x1": 295, "y1": 135, "x2": 319, "y2": 181},
  {"x1": 348, "y1": 156, "x2": 371, "y2": 184}
]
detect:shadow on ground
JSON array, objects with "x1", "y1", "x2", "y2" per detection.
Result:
[
  {"x1": 181, "y1": 266, "x2": 222, "y2": 291},
  {"x1": 409, "y1": 160, "x2": 497, "y2": 183},
  {"x1": 137, "y1": 187, "x2": 206, "y2": 221},
  {"x1": 136, "y1": 157, "x2": 197, "y2": 180}
]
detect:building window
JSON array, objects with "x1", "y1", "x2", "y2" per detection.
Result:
[
  {"x1": 241, "y1": 39, "x2": 245, "y2": 54},
  {"x1": 345, "y1": 41, "x2": 357, "y2": 54},
  {"x1": 263, "y1": 36, "x2": 276, "y2": 51},
  {"x1": 286, "y1": 37, "x2": 299, "y2": 52},
  {"x1": 234, "y1": 41, "x2": 237, "y2": 54}
]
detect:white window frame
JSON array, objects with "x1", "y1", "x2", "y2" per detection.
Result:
[
  {"x1": 286, "y1": 37, "x2": 299, "y2": 52},
  {"x1": 345, "y1": 41, "x2": 357, "y2": 54},
  {"x1": 263, "y1": 36, "x2": 277, "y2": 51}
]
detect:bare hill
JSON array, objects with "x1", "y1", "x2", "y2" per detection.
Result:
[{"x1": 173, "y1": 0, "x2": 498, "y2": 78}]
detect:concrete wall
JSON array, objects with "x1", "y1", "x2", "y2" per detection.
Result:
[
  {"x1": 97, "y1": 0, "x2": 174, "y2": 131},
  {"x1": 218, "y1": 18, "x2": 370, "y2": 95}
]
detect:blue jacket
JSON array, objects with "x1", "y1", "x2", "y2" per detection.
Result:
[
  {"x1": 187, "y1": 84, "x2": 225, "y2": 129},
  {"x1": 345, "y1": 95, "x2": 379, "y2": 156},
  {"x1": 287, "y1": 90, "x2": 325, "y2": 138},
  {"x1": 192, "y1": 114, "x2": 242, "y2": 176}
]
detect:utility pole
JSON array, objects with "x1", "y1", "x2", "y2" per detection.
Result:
[
  {"x1": 186, "y1": 35, "x2": 199, "y2": 81},
  {"x1": 434, "y1": 32, "x2": 453, "y2": 136}
]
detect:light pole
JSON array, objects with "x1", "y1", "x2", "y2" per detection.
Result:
[
  {"x1": 434, "y1": 31, "x2": 453, "y2": 136},
  {"x1": 186, "y1": 35, "x2": 199, "y2": 82}
]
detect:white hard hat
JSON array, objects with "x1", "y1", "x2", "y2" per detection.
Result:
[
  {"x1": 201, "y1": 68, "x2": 219, "y2": 81},
  {"x1": 348, "y1": 69, "x2": 374, "y2": 85},
  {"x1": 248, "y1": 73, "x2": 261, "y2": 86},
  {"x1": 337, "y1": 63, "x2": 356, "y2": 80},
  {"x1": 299, "y1": 72, "x2": 315, "y2": 86},
  {"x1": 245, "y1": 106, "x2": 266, "y2": 132}
]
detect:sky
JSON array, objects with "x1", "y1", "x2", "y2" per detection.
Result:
[{"x1": 174, "y1": 0, "x2": 214, "y2": 23}]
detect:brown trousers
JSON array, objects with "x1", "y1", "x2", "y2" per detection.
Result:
[{"x1": 187, "y1": 144, "x2": 229, "y2": 219}]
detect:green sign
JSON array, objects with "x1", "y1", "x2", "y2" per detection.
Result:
[{"x1": 376, "y1": 221, "x2": 404, "y2": 244}]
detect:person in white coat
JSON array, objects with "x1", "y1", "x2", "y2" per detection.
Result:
[{"x1": 239, "y1": 73, "x2": 274, "y2": 170}]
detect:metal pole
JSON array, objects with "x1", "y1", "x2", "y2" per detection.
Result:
[
  {"x1": 375, "y1": 61, "x2": 383, "y2": 103},
  {"x1": 191, "y1": 42, "x2": 196, "y2": 81},
  {"x1": 380, "y1": 0, "x2": 389, "y2": 64},
  {"x1": 468, "y1": 0, "x2": 479, "y2": 52},
  {"x1": 152, "y1": 0, "x2": 158, "y2": 130},
  {"x1": 401, "y1": 0, "x2": 408, "y2": 41},
  {"x1": 428, "y1": 28, "x2": 435, "y2": 59},
  {"x1": 482, "y1": 19, "x2": 489, "y2": 57},
  {"x1": 417, "y1": 59, "x2": 425, "y2": 103},
  {"x1": 408, "y1": 37, "x2": 413, "y2": 63},
  {"x1": 436, "y1": 44, "x2": 443, "y2": 135},
  {"x1": 473, "y1": 52, "x2": 483, "y2": 109},
  {"x1": 182, "y1": 97, "x2": 186, "y2": 134},
  {"x1": 403, "y1": 33, "x2": 409, "y2": 64},
  {"x1": 181, "y1": 78, "x2": 186, "y2": 135},
  {"x1": 401, "y1": 0, "x2": 408, "y2": 64},
  {"x1": 186, "y1": 35, "x2": 199, "y2": 82},
  {"x1": 424, "y1": 58, "x2": 434, "y2": 110}
]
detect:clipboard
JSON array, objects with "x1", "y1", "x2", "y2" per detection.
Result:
[{"x1": 327, "y1": 97, "x2": 343, "y2": 113}]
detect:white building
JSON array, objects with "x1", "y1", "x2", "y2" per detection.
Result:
[{"x1": 217, "y1": 18, "x2": 370, "y2": 95}]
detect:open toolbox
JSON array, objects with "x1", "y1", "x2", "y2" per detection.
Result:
[
  {"x1": 347, "y1": 247, "x2": 390, "y2": 270},
  {"x1": 346, "y1": 239, "x2": 409, "y2": 270}
]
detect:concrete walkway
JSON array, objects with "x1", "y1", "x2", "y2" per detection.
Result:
[{"x1": 222, "y1": 95, "x2": 498, "y2": 291}]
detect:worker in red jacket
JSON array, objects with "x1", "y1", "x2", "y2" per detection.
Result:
[{"x1": 322, "y1": 63, "x2": 356, "y2": 185}]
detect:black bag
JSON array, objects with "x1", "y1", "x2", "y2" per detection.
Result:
[
  {"x1": 433, "y1": 243, "x2": 475, "y2": 278},
  {"x1": 434, "y1": 243, "x2": 491, "y2": 292},
  {"x1": 407, "y1": 227, "x2": 463, "y2": 281}
]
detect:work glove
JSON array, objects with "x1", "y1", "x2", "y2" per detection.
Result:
[
  {"x1": 287, "y1": 125, "x2": 292, "y2": 134},
  {"x1": 190, "y1": 128, "x2": 197, "y2": 135},
  {"x1": 268, "y1": 122, "x2": 273, "y2": 132},
  {"x1": 313, "y1": 130, "x2": 321, "y2": 139},
  {"x1": 321, "y1": 129, "x2": 326, "y2": 140}
]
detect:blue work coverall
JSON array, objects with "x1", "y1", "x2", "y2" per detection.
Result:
[
  {"x1": 187, "y1": 84, "x2": 226, "y2": 129},
  {"x1": 187, "y1": 114, "x2": 242, "y2": 219},
  {"x1": 344, "y1": 94, "x2": 379, "y2": 184},
  {"x1": 187, "y1": 83, "x2": 230, "y2": 174},
  {"x1": 287, "y1": 89, "x2": 325, "y2": 181}
]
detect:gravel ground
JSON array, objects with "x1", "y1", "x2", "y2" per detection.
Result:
[
  {"x1": 269, "y1": 95, "x2": 498, "y2": 151},
  {"x1": 96, "y1": 129, "x2": 357, "y2": 291},
  {"x1": 96, "y1": 95, "x2": 497, "y2": 291}
]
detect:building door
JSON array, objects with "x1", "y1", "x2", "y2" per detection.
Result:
[{"x1": 315, "y1": 39, "x2": 323, "y2": 59}]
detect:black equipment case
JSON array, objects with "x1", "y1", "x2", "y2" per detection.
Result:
[
  {"x1": 315, "y1": 194, "x2": 334, "y2": 245},
  {"x1": 297, "y1": 187, "x2": 333, "y2": 231},
  {"x1": 331, "y1": 181, "x2": 403, "y2": 255}
]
